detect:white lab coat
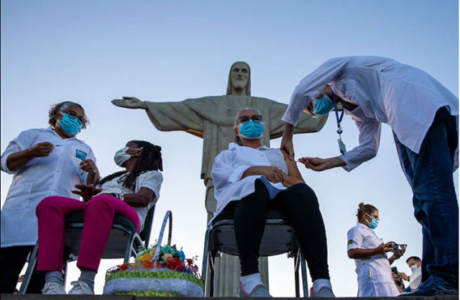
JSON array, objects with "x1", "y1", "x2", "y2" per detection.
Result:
[
  {"x1": 210, "y1": 143, "x2": 288, "y2": 226},
  {"x1": 0, "y1": 127, "x2": 96, "y2": 247},
  {"x1": 347, "y1": 223, "x2": 400, "y2": 297},
  {"x1": 98, "y1": 170, "x2": 163, "y2": 230},
  {"x1": 282, "y1": 56, "x2": 459, "y2": 171}
]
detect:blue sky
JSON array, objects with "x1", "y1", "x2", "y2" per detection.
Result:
[{"x1": 1, "y1": 0, "x2": 458, "y2": 296}]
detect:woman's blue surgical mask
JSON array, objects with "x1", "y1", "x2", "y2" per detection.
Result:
[
  {"x1": 366, "y1": 213, "x2": 380, "y2": 230},
  {"x1": 239, "y1": 120, "x2": 264, "y2": 139},
  {"x1": 313, "y1": 95, "x2": 334, "y2": 115},
  {"x1": 58, "y1": 112, "x2": 83, "y2": 136}
]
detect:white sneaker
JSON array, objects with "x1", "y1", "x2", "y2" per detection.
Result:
[
  {"x1": 311, "y1": 286, "x2": 336, "y2": 297},
  {"x1": 68, "y1": 281, "x2": 94, "y2": 295},
  {"x1": 42, "y1": 282, "x2": 66, "y2": 294}
]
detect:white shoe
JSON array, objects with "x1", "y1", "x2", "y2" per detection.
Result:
[
  {"x1": 311, "y1": 286, "x2": 336, "y2": 297},
  {"x1": 42, "y1": 282, "x2": 66, "y2": 294},
  {"x1": 68, "y1": 281, "x2": 94, "y2": 295}
]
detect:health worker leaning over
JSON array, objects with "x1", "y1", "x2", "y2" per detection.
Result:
[
  {"x1": 211, "y1": 108, "x2": 334, "y2": 298},
  {"x1": 36, "y1": 140, "x2": 163, "y2": 295},
  {"x1": 281, "y1": 56, "x2": 458, "y2": 296},
  {"x1": 0, "y1": 101, "x2": 99, "y2": 294},
  {"x1": 347, "y1": 203, "x2": 404, "y2": 297}
]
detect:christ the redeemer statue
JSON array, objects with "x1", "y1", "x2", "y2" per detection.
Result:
[{"x1": 112, "y1": 61, "x2": 327, "y2": 296}]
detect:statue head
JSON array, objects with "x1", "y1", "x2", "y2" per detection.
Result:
[{"x1": 226, "y1": 61, "x2": 251, "y2": 96}]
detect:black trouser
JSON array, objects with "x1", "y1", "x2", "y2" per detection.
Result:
[
  {"x1": 0, "y1": 246, "x2": 45, "y2": 294},
  {"x1": 229, "y1": 179, "x2": 330, "y2": 281}
]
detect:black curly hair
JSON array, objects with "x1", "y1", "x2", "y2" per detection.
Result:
[{"x1": 98, "y1": 140, "x2": 163, "y2": 191}]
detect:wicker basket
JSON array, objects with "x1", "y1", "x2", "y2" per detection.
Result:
[{"x1": 103, "y1": 211, "x2": 204, "y2": 297}]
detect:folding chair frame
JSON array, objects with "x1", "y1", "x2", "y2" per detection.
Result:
[
  {"x1": 19, "y1": 206, "x2": 155, "y2": 294},
  {"x1": 202, "y1": 218, "x2": 309, "y2": 297}
]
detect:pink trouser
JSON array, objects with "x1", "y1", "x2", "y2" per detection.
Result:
[{"x1": 36, "y1": 194, "x2": 141, "y2": 272}]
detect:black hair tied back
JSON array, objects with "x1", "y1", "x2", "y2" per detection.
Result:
[{"x1": 98, "y1": 140, "x2": 163, "y2": 192}]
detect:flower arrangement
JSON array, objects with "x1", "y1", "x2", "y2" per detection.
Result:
[
  {"x1": 108, "y1": 244, "x2": 200, "y2": 277},
  {"x1": 104, "y1": 211, "x2": 203, "y2": 297},
  {"x1": 106, "y1": 244, "x2": 202, "y2": 283}
]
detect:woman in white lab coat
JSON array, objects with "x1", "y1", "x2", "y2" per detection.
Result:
[
  {"x1": 347, "y1": 203, "x2": 403, "y2": 297},
  {"x1": 281, "y1": 56, "x2": 458, "y2": 296},
  {"x1": 211, "y1": 108, "x2": 334, "y2": 298},
  {"x1": 0, "y1": 101, "x2": 99, "y2": 294}
]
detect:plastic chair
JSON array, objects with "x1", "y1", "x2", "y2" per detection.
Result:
[
  {"x1": 19, "y1": 205, "x2": 156, "y2": 294},
  {"x1": 202, "y1": 210, "x2": 309, "y2": 297}
]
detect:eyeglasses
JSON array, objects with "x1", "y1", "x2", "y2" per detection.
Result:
[
  {"x1": 60, "y1": 110, "x2": 87, "y2": 127},
  {"x1": 238, "y1": 115, "x2": 263, "y2": 124}
]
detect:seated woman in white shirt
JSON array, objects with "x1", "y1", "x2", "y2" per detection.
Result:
[
  {"x1": 35, "y1": 140, "x2": 163, "y2": 295},
  {"x1": 1, "y1": 101, "x2": 98, "y2": 294},
  {"x1": 211, "y1": 108, "x2": 334, "y2": 298}
]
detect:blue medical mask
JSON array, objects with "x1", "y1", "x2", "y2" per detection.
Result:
[
  {"x1": 366, "y1": 213, "x2": 379, "y2": 229},
  {"x1": 239, "y1": 120, "x2": 264, "y2": 139},
  {"x1": 58, "y1": 112, "x2": 83, "y2": 136},
  {"x1": 313, "y1": 95, "x2": 334, "y2": 115}
]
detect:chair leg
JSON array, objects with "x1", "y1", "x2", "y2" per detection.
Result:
[
  {"x1": 124, "y1": 232, "x2": 136, "y2": 263},
  {"x1": 62, "y1": 260, "x2": 69, "y2": 286},
  {"x1": 130, "y1": 235, "x2": 143, "y2": 259},
  {"x1": 19, "y1": 243, "x2": 39, "y2": 295},
  {"x1": 300, "y1": 252, "x2": 309, "y2": 297},
  {"x1": 209, "y1": 255, "x2": 215, "y2": 297},
  {"x1": 294, "y1": 252, "x2": 300, "y2": 297},
  {"x1": 202, "y1": 230, "x2": 210, "y2": 284}
]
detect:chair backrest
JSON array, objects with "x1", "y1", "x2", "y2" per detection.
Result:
[{"x1": 139, "y1": 204, "x2": 156, "y2": 246}]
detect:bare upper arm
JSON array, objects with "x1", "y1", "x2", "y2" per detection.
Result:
[
  {"x1": 137, "y1": 187, "x2": 157, "y2": 205},
  {"x1": 281, "y1": 150, "x2": 303, "y2": 180}
]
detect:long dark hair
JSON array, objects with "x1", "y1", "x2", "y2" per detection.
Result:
[{"x1": 98, "y1": 140, "x2": 163, "y2": 191}]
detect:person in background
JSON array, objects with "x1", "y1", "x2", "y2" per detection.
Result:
[
  {"x1": 392, "y1": 271, "x2": 405, "y2": 293},
  {"x1": 281, "y1": 56, "x2": 458, "y2": 296},
  {"x1": 347, "y1": 203, "x2": 404, "y2": 297},
  {"x1": 399, "y1": 256, "x2": 423, "y2": 293},
  {"x1": 36, "y1": 141, "x2": 163, "y2": 295},
  {"x1": 211, "y1": 108, "x2": 334, "y2": 298},
  {"x1": 0, "y1": 101, "x2": 98, "y2": 294}
]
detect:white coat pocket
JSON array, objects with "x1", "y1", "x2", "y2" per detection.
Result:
[{"x1": 3, "y1": 182, "x2": 33, "y2": 212}]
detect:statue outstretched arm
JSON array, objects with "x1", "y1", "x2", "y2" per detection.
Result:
[
  {"x1": 112, "y1": 97, "x2": 148, "y2": 109},
  {"x1": 112, "y1": 96, "x2": 204, "y2": 137},
  {"x1": 268, "y1": 100, "x2": 327, "y2": 139}
]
